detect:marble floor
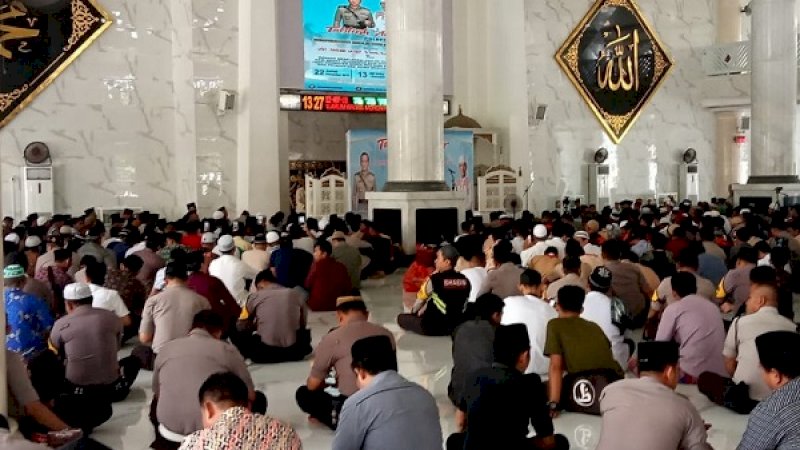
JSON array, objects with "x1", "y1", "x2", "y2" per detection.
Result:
[{"x1": 95, "y1": 272, "x2": 750, "y2": 450}]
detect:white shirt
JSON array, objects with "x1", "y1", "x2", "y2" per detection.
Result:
[
  {"x1": 153, "y1": 267, "x2": 167, "y2": 292},
  {"x1": 511, "y1": 236, "x2": 525, "y2": 255},
  {"x1": 581, "y1": 291, "x2": 628, "y2": 370},
  {"x1": 501, "y1": 295, "x2": 557, "y2": 378},
  {"x1": 293, "y1": 237, "x2": 315, "y2": 255},
  {"x1": 460, "y1": 267, "x2": 489, "y2": 303},
  {"x1": 209, "y1": 254, "x2": 257, "y2": 307},
  {"x1": 89, "y1": 283, "x2": 129, "y2": 318},
  {"x1": 125, "y1": 241, "x2": 146, "y2": 258},
  {"x1": 520, "y1": 241, "x2": 548, "y2": 267},
  {"x1": 583, "y1": 243, "x2": 602, "y2": 256},
  {"x1": 544, "y1": 237, "x2": 566, "y2": 259}
]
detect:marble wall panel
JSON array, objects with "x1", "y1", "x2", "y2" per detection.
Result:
[{"x1": 524, "y1": 0, "x2": 717, "y2": 208}]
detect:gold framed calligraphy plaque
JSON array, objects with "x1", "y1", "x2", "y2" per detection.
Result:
[
  {"x1": 0, "y1": 0, "x2": 110, "y2": 128},
  {"x1": 556, "y1": 0, "x2": 673, "y2": 144}
]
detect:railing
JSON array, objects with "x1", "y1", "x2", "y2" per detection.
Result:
[{"x1": 702, "y1": 36, "x2": 800, "y2": 76}]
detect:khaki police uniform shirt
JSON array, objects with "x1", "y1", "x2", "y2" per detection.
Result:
[
  {"x1": 154, "y1": 329, "x2": 254, "y2": 436},
  {"x1": 7, "y1": 349, "x2": 39, "y2": 418},
  {"x1": 140, "y1": 285, "x2": 211, "y2": 353},
  {"x1": 310, "y1": 316, "x2": 394, "y2": 397},
  {"x1": 652, "y1": 271, "x2": 716, "y2": 313},
  {"x1": 597, "y1": 377, "x2": 711, "y2": 450},
  {"x1": 50, "y1": 305, "x2": 122, "y2": 386},
  {"x1": 334, "y1": 5, "x2": 375, "y2": 28},
  {"x1": 246, "y1": 285, "x2": 306, "y2": 347},
  {"x1": 486, "y1": 263, "x2": 524, "y2": 299}
]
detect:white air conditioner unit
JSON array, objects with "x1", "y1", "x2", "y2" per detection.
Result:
[
  {"x1": 21, "y1": 166, "x2": 54, "y2": 217},
  {"x1": 678, "y1": 163, "x2": 700, "y2": 203},
  {"x1": 588, "y1": 164, "x2": 611, "y2": 208}
]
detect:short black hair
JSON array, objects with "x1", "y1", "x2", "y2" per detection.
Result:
[
  {"x1": 601, "y1": 239, "x2": 622, "y2": 260},
  {"x1": 519, "y1": 269, "x2": 542, "y2": 287},
  {"x1": 255, "y1": 269, "x2": 279, "y2": 286},
  {"x1": 336, "y1": 299, "x2": 368, "y2": 313},
  {"x1": 169, "y1": 247, "x2": 188, "y2": 263},
  {"x1": 737, "y1": 246, "x2": 758, "y2": 264},
  {"x1": 492, "y1": 240, "x2": 513, "y2": 264},
  {"x1": 756, "y1": 331, "x2": 800, "y2": 378},
  {"x1": 350, "y1": 335, "x2": 397, "y2": 375},
  {"x1": 166, "y1": 231, "x2": 183, "y2": 243},
  {"x1": 671, "y1": 271, "x2": 697, "y2": 298},
  {"x1": 54, "y1": 248, "x2": 72, "y2": 263},
  {"x1": 85, "y1": 261, "x2": 107, "y2": 285},
  {"x1": 473, "y1": 293, "x2": 505, "y2": 320},
  {"x1": 192, "y1": 310, "x2": 224, "y2": 335},
  {"x1": 557, "y1": 285, "x2": 586, "y2": 312},
  {"x1": 122, "y1": 255, "x2": 144, "y2": 273},
  {"x1": 198, "y1": 372, "x2": 249, "y2": 407},
  {"x1": 146, "y1": 234, "x2": 164, "y2": 251},
  {"x1": 164, "y1": 261, "x2": 188, "y2": 281},
  {"x1": 562, "y1": 256, "x2": 581, "y2": 273},
  {"x1": 79, "y1": 255, "x2": 98, "y2": 267},
  {"x1": 750, "y1": 265, "x2": 778, "y2": 286},
  {"x1": 185, "y1": 251, "x2": 204, "y2": 272},
  {"x1": 676, "y1": 248, "x2": 699, "y2": 270},
  {"x1": 493, "y1": 324, "x2": 530, "y2": 367},
  {"x1": 315, "y1": 239, "x2": 332, "y2": 255},
  {"x1": 754, "y1": 240, "x2": 771, "y2": 255}
]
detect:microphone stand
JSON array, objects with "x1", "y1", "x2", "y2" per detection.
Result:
[{"x1": 523, "y1": 177, "x2": 535, "y2": 212}]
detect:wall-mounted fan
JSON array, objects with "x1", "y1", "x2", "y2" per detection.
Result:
[
  {"x1": 23, "y1": 142, "x2": 52, "y2": 166},
  {"x1": 682, "y1": 148, "x2": 697, "y2": 164},
  {"x1": 594, "y1": 147, "x2": 609, "y2": 164}
]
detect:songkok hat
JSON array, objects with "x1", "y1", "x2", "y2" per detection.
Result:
[
  {"x1": 351, "y1": 335, "x2": 397, "y2": 372},
  {"x1": 4, "y1": 233, "x2": 19, "y2": 244},
  {"x1": 533, "y1": 224, "x2": 548, "y2": 239},
  {"x1": 3, "y1": 264, "x2": 25, "y2": 279},
  {"x1": 253, "y1": 233, "x2": 267, "y2": 244},
  {"x1": 217, "y1": 235, "x2": 235, "y2": 252},
  {"x1": 24, "y1": 236, "x2": 41, "y2": 249},
  {"x1": 589, "y1": 266, "x2": 612, "y2": 290},
  {"x1": 63, "y1": 283, "x2": 92, "y2": 301},
  {"x1": 638, "y1": 341, "x2": 680, "y2": 372}
]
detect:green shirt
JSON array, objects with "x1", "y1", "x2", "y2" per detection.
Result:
[{"x1": 544, "y1": 317, "x2": 623, "y2": 377}]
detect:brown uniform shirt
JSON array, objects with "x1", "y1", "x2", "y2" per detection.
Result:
[
  {"x1": 50, "y1": 305, "x2": 122, "y2": 386},
  {"x1": 246, "y1": 285, "x2": 306, "y2": 347},
  {"x1": 140, "y1": 285, "x2": 211, "y2": 353},
  {"x1": 604, "y1": 260, "x2": 651, "y2": 318},
  {"x1": 310, "y1": 316, "x2": 394, "y2": 397},
  {"x1": 133, "y1": 248, "x2": 166, "y2": 289},
  {"x1": 486, "y1": 263, "x2": 524, "y2": 299},
  {"x1": 7, "y1": 349, "x2": 39, "y2": 418},
  {"x1": 154, "y1": 329, "x2": 254, "y2": 436}
]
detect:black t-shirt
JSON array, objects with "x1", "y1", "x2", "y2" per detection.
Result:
[{"x1": 421, "y1": 270, "x2": 470, "y2": 335}]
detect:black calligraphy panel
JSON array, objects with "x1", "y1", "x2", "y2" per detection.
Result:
[
  {"x1": 556, "y1": 0, "x2": 673, "y2": 143},
  {"x1": 0, "y1": 0, "x2": 110, "y2": 128}
]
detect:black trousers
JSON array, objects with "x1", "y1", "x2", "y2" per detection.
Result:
[
  {"x1": 397, "y1": 313, "x2": 450, "y2": 337},
  {"x1": 231, "y1": 329, "x2": 312, "y2": 364},
  {"x1": 698, "y1": 371, "x2": 759, "y2": 414},
  {"x1": 446, "y1": 433, "x2": 570, "y2": 450},
  {"x1": 29, "y1": 351, "x2": 140, "y2": 404},
  {"x1": 132, "y1": 345, "x2": 157, "y2": 371},
  {"x1": 295, "y1": 386, "x2": 346, "y2": 430}
]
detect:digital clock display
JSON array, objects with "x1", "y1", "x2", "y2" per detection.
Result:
[{"x1": 301, "y1": 95, "x2": 388, "y2": 113}]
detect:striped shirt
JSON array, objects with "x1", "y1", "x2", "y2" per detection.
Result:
[
  {"x1": 179, "y1": 407, "x2": 301, "y2": 450},
  {"x1": 738, "y1": 377, "x2": 800, "y2": 449}
]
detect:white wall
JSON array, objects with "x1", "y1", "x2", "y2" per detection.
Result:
[
  {"x1": 452, "y1": 0, "x2": 717, "y2": 212},
  {"x1": 287, "y1": 111, "x2": 386, "y2": 162}
]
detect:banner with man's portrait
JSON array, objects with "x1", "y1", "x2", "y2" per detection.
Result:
[
  {"x1": 303, "y1": 0, "x2": 387, "y2": 93},
  {"x1": 347, "y1": 129, "x2": 474, "y2": 214}
]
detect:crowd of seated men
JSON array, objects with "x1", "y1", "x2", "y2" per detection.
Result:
[{"x1": 3, "y1": 198, "x2": 800, "y2": 449}]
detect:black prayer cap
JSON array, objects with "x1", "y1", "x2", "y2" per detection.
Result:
[
  {"x1": 351, "y1": 335, "x2": 397, "y2": 373},
  {"x1": 756, "y1": 331, "x2": 800, "y2": 378},
  {"x1": 638, "y1": 341, "x2": 680, "y2": 372}
]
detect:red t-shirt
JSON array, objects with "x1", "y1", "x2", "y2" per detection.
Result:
[
  {"x1": 305, "y1": 258, "x2": 352, "y2": 311},
  {"x1": 182, "y1": 234, "x2": 202, "y2": 250}
]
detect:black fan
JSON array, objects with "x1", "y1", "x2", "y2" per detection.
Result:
[
  {"x1": 594, "y1": 147, "x2": 609, "y2": 164},
  {"x1": 683, "y1": 148, "x2": 697, "y2": 164},
  {"x1": 23, "y1": 142, "x2": 51, "y2": 166}
]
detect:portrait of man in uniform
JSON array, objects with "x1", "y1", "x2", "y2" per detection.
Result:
[
  {"x1": 333, "y1": 0, "x2": 375, "y2": 29},
  {"x1": 353, "y1": 152, "x2": 377, "y2": 212},
  {"x1": 455, "y1": 155, "x2": 473, "y2": 212}
]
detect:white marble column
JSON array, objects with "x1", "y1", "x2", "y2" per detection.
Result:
[
  {"x1": 170, "y1": 0, "x2": 198, "y2": 213},
  {"x1": 237, "y1": 0, "x2": 289, "y2": 214},
  {"x1": 750, "y1": 0, "x2": 799, "y2": 182},
  {"x1": 714, "y1": 0, "x2": 742, "y2": 195},
  {"x1": 384, "y1": 0, "x2": 446, "y2": 190}
]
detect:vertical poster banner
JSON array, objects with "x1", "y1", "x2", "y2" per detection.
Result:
[
  {"x1": 347, "y1": 130, "x2": 475, "y2": 213},
  {"x1": 347, "y1": 130, "x2": 389, "y2": 214},
  {"x1": 303, "y1": 0, "x2": 388, "y2": 92},
  {"x1": 444, "y1": 131, "x2": 476, "y2": 212}
]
